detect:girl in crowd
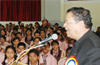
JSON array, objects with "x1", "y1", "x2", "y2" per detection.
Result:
[
  {"x1": 48, "y1": 27, "x2": 54, "y2": 37},
  {"x1": 12, "y1": 37, "x2": 20, "y2": 49},
  {"x1": 27, "y1": 49, "x2": 42, "y2": 65},
  {"x1": 40, "y1": 29, "x2": 46, "y2": 40},
  {"x1": 25, "y1": 28, "x2": 33, "y2": 45},
  {"x1": 54, "y1": 23, "x2": 59, "y2": 31},
  {"x1": 56, "y1": 32, "x2": 68, "y2": 52},
  {"x1": 10, "y1": 32, "x2": 16, "y2": 44},
  {"x1": 39, "y1": 42, "x2": 57, "y2": 65},
  {"x1": 0, "y1": 36, "x2": 8, "y2": 53},
  {"x1": 50, "y1": 40, "x2": 64, "y2": 62},
  {"x1": 6, "y1": 25, "x2": 12, "y2": 37},
  {"x1": 2, "y1": 45, "x2": 17, "y2": 65},
  {"x1": 31, "y1": 27, "x2": 35, "y2": 36},
  {"x1": 34, "y1": 22, "x2": 40, "y2": 32},
  {"x1": 30, "y1": 37, "x2": 41, "y2": 47},
  {"x1": 1, "y1": 29, "x2": 9, "y2": 42},
  {"x1": 23, "y1": 27, "x2": 27, "y2": 37},
  {"x1": 30, "y1": 37, "x2": 42, "y2": 53}
]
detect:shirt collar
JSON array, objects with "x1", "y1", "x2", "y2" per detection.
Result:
[{"x1": 5, "y1": 58, "x2": 14, "y2": 65}]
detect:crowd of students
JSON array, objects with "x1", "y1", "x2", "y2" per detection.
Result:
[{"x1": 0, "y1": 20, "x2": 77, "y2": 65}]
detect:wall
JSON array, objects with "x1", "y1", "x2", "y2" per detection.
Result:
[{"x1": 45, "y1": 0, "x2": 60, "y2": 22}]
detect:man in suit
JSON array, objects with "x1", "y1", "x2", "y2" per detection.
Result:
[{"x1": 63, "y1": 7, "x2": 100, "y2": 65}]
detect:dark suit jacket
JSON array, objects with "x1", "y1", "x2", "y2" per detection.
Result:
[{"x1": 67, "y1": 30, "x2": 100, "y2": 65}]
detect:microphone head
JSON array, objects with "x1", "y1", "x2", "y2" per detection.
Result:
[{"x1": 52, "y1": 34, "x2": 58, "y2": 40}]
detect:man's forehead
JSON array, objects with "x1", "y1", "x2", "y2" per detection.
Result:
[{"x1": 66, "y1": 12, "x2": 74, "y2": 21}]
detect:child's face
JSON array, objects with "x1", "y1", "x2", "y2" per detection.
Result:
[
  {"x1": 24, "y1": 28, "x2": 27, "y2": 32},
  {"x1": 57, "y1": 30, "x2": 62, "y2": 35},
  {"x1": 17, "y1": 34, "x2": 22, "y2": 39},
  {"x1": 41, "y1": 31, "x2": 45, "y2": 37},
  {"x1": 27, "y1": 30, "x2": 31, "y2": 35},
  {"x1": 0, "y1": 37, "x2": 5, "y2": 43},
  {"x1": 11, "y1": 34, "x2": 15, "y2": 39},
  {"x1": 1, "y1": 30, "x2": 5, "y2": 36},
  {"x1": 13, "y1": 39, "x2": 20, "y2": 47},
  {"x1": 29, "y1": 52, "x2": 39, "y2": 64},
  {"x1": 42, "y1": 44, "x2": 50, "y2": 54},
  {"x1": 13, "y1": 30, "x2": 18, "y2": 34},
  {"x1": 31, "y1": 28, "x2": 34, "y2": 32},
  {"x1": 35, "y1": 24, "x2": 39, "y2": 28},
  {"x1": 17, "y1": 46, "x2": 25, "y2": 53},
  {"x1": 34, "y1": 33, "x2": 40, "y2": 38},
  {"x1": 34, "y1": 38, "x2": 40, "y2": 44},
  {"x1": 52, "y1": 42, "x2": 59, "y2": 50},
  {"x1": 6, "y1": 48, "x2": 15, "y2": 60}
]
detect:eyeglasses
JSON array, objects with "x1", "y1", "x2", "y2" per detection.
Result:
[{"x1": 64, "y1": 21, "x2": 75, "y2": 25}]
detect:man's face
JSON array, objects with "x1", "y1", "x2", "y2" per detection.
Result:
[{"x1": 63, "y1": 12, "x2": 78, "y2": 39}]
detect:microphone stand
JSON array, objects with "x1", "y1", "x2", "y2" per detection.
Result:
[{"x1": 11, "y1": 44, "x2": 45, "y2": 65}]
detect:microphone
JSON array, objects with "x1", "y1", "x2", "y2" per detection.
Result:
[{"x1": 35, "y1": 34, "x2": 58, "y2": 45}]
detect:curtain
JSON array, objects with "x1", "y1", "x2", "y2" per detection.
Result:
[{"x1": 0, "y1": 0, "x2": 41, "y2": 21}]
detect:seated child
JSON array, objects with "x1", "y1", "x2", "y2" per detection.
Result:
[
  {"x1": 17, "y1": 42, "x2": 28, "y2": 64},
  {"x1": 39, "y1": 42, "x2": 57, "y2": 65},
  {"x1": 27, "y1": 49, "x2": 43, "y2": 65},
  {"x1": 2, "y1": 45, "x2": 17, "y2": 65},
  {"x1": 50, "y1": 40, "x2": 64, "y2": 62}
]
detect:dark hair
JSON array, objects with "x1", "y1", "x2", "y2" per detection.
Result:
[
  {"x1": 11, "y1": 32, "x2": 16, "y2": 44},
  {"x1": 27, "y1": 49, "x2": 39, "y2": 65},
  {"x1": 97, "y1": 27, "x2": 100, "y2": 29},
  {"x1": 9, "y1": 22, "x2": 12, "y2": 24},
  {"x1": 20, "y1": 25, "x2": 24, "y2": 28},
  {"x1": 35, "y1": 22, "x2": 40, "y2": 27},
  {"x1": 13, "y1": 37, "x2": 20, "y2": 41},
  {"x1": 11, "y1": 32, "x2": 16, "y2": 37},
  {"x1": 17, "y1": 32, "x2": 22, "y2": 36},
  {"x1": 12, "y1": 37, "x2": 20, "y2": 46},
  {"x1": 26, "y1": 28, "x2": 32, "y2": 33},
  {"x1": 31, "y1": 27, "x2": 35, "y2": 30},
  {"x1": 2, "y1": 45, "x2": 17, "y2": 65},
  {"x1": 58, "y1": 26, "x2": 62, "y2": 30},
  {"x1": 67, "y1": 7, "x2": 92, "y2": 28},
  {"x1": 25, "y1": 28, "x2": 33, "y2": 43},
  {"x1": 0, "y1": 36, "x2": 6, "y2": 40},
  {"x1": 50, "y1": 40, "x2": 61, "y2": 61},
  {"x1": 33, "y1": 37, "x2": 41, "y2": 42},
  {"x1": 13, "y1": 26, "x2": 18, "y2": 31},
  {"x1": 66, "y1": 47, "x2": 72, "y2": 53},
  {"x1": 34, "y1": 31, "x2": 40, "y2": 36},
  {"x1": 54, "y1": 23, "x2": 59, "y2": 26},
  {"x1": 44, "y1": 26, "x2": 48, "y2": 29},
  {"x1": 44, "y1": 42, "x2": 50, "y2": 47},
  {"x1": 1, "y1": 29, "x2": 6, "y2": 36},
  {"x1": 17, "y1": 42, "x2": 26, "y2": 49},
  {"x1": 55, "y1": 32, "x2": 64, "y2": 41},
  {"x1": 49, "y1": 27, "x2": 54, "y2": 31},
  {"x1": 51, "y1": 40, "x2": 59, "y2": 46},
  {"x1": 40, "y1": 29, "x2": 46, "y2": 37}
]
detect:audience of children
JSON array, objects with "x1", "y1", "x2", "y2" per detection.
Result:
[{"x1": 0, "y1": 22, "x2": 75, "y2": 65}]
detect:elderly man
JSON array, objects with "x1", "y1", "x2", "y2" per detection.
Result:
[{"x1": 63, "y1": 7, "x2": 100, "y2": 65}]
